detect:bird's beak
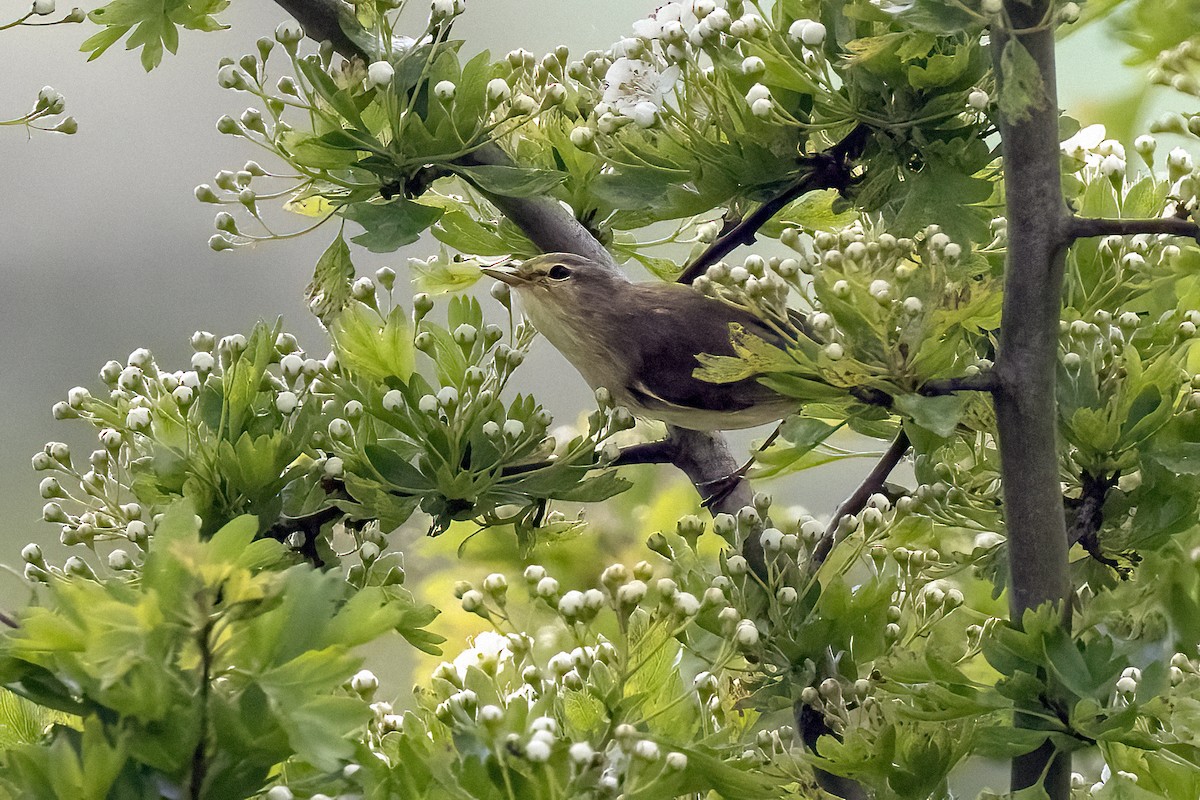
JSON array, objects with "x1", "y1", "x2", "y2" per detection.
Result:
[{"x1": 480, "y1": 263, "x2": 524, "y2": 286}]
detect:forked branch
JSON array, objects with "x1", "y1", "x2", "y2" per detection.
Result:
[{"x1": 677, "y1": 123, "x2": 872, "y2": 284}]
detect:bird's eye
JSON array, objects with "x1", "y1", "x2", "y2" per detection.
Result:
[{"x1": 548, "y1": 265, "x2": 572, "y2": 280}]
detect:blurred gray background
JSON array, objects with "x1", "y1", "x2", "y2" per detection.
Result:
[{"x1": 0, "y1": 0, "x2": 1138, "y2": 607}]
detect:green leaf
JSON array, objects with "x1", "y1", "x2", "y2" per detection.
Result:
[
  {"x1": 890, "y1": 155, "x2": 993, "y2": 243},
  {"x1": 296, "y1": 57, "x2": 367, "y2": 129},
  {"x1": 331, "y1": 304, "x2": 416, "y2": 382},
  {"x1": 767, "y1": 189, "x2": 859, "y2": 235},
  {"x1": 996, "y1": 38, "x2": 1049, "y2": 125},
  {"x1": 409, "y1": 254, "x2": 484, "y2": 294},
  {"x1": 551, "y1": 471, "x2": 630, "y2": 502},
  {"x1": 894, "y1": 394, "x2": 964, "y2": 438},
  {"x1": 342, "y1": 200, "x2": 444, "y2": 254},
  {"x1": 452, "y1": 165, "x2": 566, "y2": 197},
  {"x1": 1147, "y1": 442, "x2": 1200, "y2": 474},
  {"x1": 306, "y1": 232, "x2": 355, "y2": 327},
  {"x1": 364, "y1": 444, "x2": 434, "y2": 491},
  {"x1": 84, "y1": 0, "x2": 229, "y2": 70}
]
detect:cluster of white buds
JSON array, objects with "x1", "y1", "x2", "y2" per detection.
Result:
[
  {"x1": 33, "y1": 327, "x2": 320, "y2": 557},
  {"x1": 692, "y1": 253, "x2": 797, "y2": 331},
  {"x1": 786, "y1": 18, "x2": 827, "y2": 48},
  {"x1": 429, "y1": 0, "x2": 465, "y2": 24},
  {"x1": 1149, "y1": 38, "x2": 1200, "y2": 97}
]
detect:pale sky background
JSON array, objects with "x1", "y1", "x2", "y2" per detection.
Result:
[{"x1": 0, "y1": 1, "x2": 1167, "y2": 606}]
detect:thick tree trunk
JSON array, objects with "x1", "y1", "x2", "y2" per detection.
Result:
[{"x1": 991, "y1": 3, "x2": 1073, "y2": 797}]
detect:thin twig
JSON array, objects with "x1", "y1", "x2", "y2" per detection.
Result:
[
  {"x1": 919, "y1": 372, "x2": 999, "y2": 396},
  {"x1": 676, "y1": 124, "x2": 872, "y2": 284},
  {"x1": 813, "y1": 429, "x2": 911, "y2": 566},
  {"x1": 189, "y1": 617, "x2": 215, "y2": 800},
  {"x1": 1069, "y1": 215, "x2": 1200, "y2": 242}
]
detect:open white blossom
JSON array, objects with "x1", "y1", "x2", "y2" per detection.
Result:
[
  {"x1": 631, "y1": 2, "x2": 704, "y2": 41},
  {"x1": 451, "y1": 630, "x2": 513, "y2": 679},
  {"x1": 602, "y1": 58, "x2": 680, "y2": 117},
  {"x1": 1060, "y1": 123, "x2": 1107, "y2": 169}
]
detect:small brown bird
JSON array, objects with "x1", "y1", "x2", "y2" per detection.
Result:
[{"x1": 481, "y1": 253, "x2": 796, "y2": 430}]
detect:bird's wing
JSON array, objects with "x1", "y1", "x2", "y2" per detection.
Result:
[{"x1": 621, "y1": 286, "x2": 788, "y2": 414}]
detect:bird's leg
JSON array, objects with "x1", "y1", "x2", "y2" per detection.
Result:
[{"x1": 698, "y1": 423, "x2": 785, "y2": 508}]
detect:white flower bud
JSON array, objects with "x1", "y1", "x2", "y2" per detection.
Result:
[
  {"x1": 126, "y1": 407, "x2": 151, "y2": 431},
  {"x1": 351, "y1": 669, "x2": 379, "y2": 696},
  {"x1": 434, "y1": 80, "x2": 457, "y2": 102},
  {"x1": 734, "y1": 620, "x2": 759, "y2": 647},
  {"x1": 275, "y1": 391, "x2": 298, "y2": 415},
  {"x1": 486, "y1": 78, "x2": 511, "y2": 104},
  {"x1": 630, "y1": 101, "x2": 658, "y2": 128},
  {"x1": 569, "y1": 741, "x2": 593, "y2": 764},
  {"x1": 968, "y1": 89, "x2": 989, "y2": 110},
  {"x1": 367, "y1": 61, "x2": 395, "y2": 89},
  {"x1": 525, "y1": 739, "x2": 551, "y2": 762},
  {"x1": 617, "y1": 579, "x2": 647, "y2": 605}
]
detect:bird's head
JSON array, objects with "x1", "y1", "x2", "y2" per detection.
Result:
[
  {"x1": 480, "y1": 252, "x2": 629, "y2": 308},
  {"x1": 479, "y1": 253, "x2": 633, "y2": 374}
]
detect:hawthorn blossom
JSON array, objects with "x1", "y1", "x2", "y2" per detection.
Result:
[
  {"x1": 602, "y1": 57, "x2": 680, "y2": 118},
  {"x1": 631, "y1": 2, "x2": 702, "y2": 41},
  {"x1": 452, "y1": 630, "x2": 513, "y2": 679}
]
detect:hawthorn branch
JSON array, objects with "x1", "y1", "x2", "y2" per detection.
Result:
[
  {"x1": 677, "y1": 123, "x2": 872, "y2": 285},
  {"x1": 1069, "y1": 215, "x2": 1200, "y2": 242},
  {"x1": 813, "y1": 429, "x2": 911, "y2": 567},
  {"x1": 267, "y1": 0, "x2": 756, "y2": 522}
]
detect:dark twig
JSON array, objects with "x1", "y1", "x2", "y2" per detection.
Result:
[
  {"x1": 813, "y1": 429, "x2": 911, "y2": 567},
  {"x1": 189, "y1": 616, "x2": 215, "y2": 800},
  {"x1": 918, "y1": 372, "x2": 999, "y2": 396},
  {"x1": 1069, "y1": 215, "x2": 1200, "y2": 242},
  {"x1": 500, "y1": 440, "x2": 680, "y2": 478},
  {"x1": 795, "y1": 705, "x2": 870, "y2": 800},
  {"x1": 676, "y1": 124, "x2": 873, "y2": 284}
]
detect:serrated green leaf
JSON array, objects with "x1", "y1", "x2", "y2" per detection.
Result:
[
  {"x1": 409, "y1": 254, "x2": 484, "y2": 294},
  {"x1": 331, "y1": 304, "x2": 415, "y2": 382},
  {"x1": 364, "y1": 444, "x2": 433, "y2": 491},
  {"x1": 306, "y1": 233, "x2": 355, "y2": 327}
]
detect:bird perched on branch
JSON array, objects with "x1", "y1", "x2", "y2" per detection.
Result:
[{"x1": 482, "y1": 253, "x2": 796, "y2": 431}]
